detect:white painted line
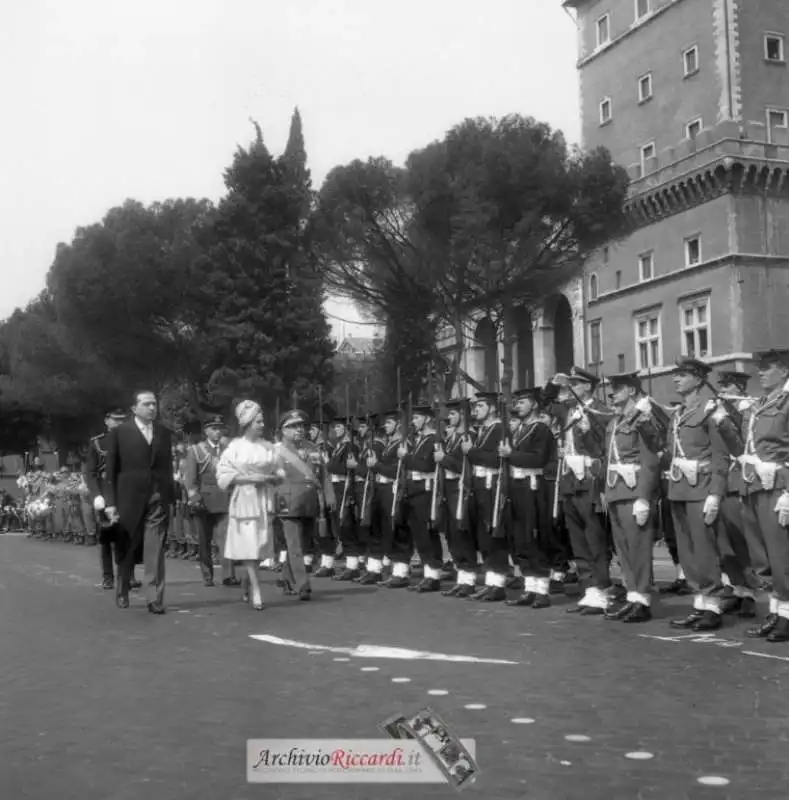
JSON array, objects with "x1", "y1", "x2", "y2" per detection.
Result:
[
  {"x1": 742, "y1": 650, "x2": 789, "y2": 663},
  {"x1": 249, "y1": 635, "x2": 519, "y2": 664},
  {"x1": 307, "y1": 650, "x2": 323, "y2": 655},
  {"x1": 333, "y1": 657, "x2": 350, "y2": 662},
  {"x1": 697, "y1": 777, "x2": 730, "y2": 787},
  {"x1": 464, "y1": 704, "x2": 487, "y2": 710},
  {"x1": 510, "y1": 718, "x2": 535, "y2": 724},
  {"x1": 625, "y1": 752, "x2": 654, "y2": 760},
  {"x1": 560, "y1": 761, "x2": 572, "y2": 766},
  {"x1": 564, "y1": 735, "x2": 591, "y2": 742},
  {"x1": 427, "y1": 690, "x2": 449, "y2": 696},
  {"x1": 391, "y1": 677, "x2": 411, "y2": 683},
  {"x1": 178, "y1": 610, "x2": 190, "y2": 614},
  {"x1": 360, "y1": 667, "x2": 379, "y2": 672}
]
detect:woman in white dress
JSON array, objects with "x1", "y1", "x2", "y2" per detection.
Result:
[{"x1": 216, "y1": 400, "x2": 283, "y2": 610}]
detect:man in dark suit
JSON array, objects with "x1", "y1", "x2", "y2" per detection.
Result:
[{"x1": 105, "y1": 390, "x2": 175, "y2": 613}]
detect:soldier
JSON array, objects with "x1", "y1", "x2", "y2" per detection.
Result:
[
  {"x1": 666, "y1": 357, "x2": 735, "y2": 632},
  {"x1": 355, "y1": 416, "x2": 385, "y2": 584},
  {"x1": 546, "y1": 368, "x2": 613, "y2": 614},
  {"x1": 400, "y1": 405, "x2": 441, "y2": 592},
  {"x1": 462, "y1": 393, "x2": 506, "y2": 601},
  {"x1": 184, "y1": 415, "x2": 239, "y2": 588},
  {"x1": 84, "y1": 409, "x2": 129, "y2": 590},
  {"x1": 307, "y1": 418, "x2": 337, "y2": 577},
  {"x1": 368, "y1": 410, "x2": 411, "y2": 588},
  {"x1": 502, "y1": 387, "x2": 555, "y2": 609},
  {"x1": 714, "y1": 370, "x2": 760, "y2": 617},
  {"x1": 274, "y1": 409, "x2": 317, "y2": 601},
  {"x1": 437, "y1": 400, "x2": 477, "y2": 598},
  {"x1": 739, "y1": 349, "x2": 789, "y2": 642},
  {"x1": 599, "y1": 373, "x2": 661, "y2": 623},
  {"x1": 326, "y1": 416, "x2": 362, "y2": 580},
  {"x1": 350, "y1": 416, "x2": 373, "y2": 577}
]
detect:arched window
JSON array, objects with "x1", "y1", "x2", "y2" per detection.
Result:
[{"x1": 589, "y1": 273, "x2": 599, "y2": 301}]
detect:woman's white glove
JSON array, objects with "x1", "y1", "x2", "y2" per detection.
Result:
[
  {"x1": 633, "y1": 498, "x2": 650, "y2": 527},
  {"x1": 702, "y1": 495, "x2": 720, "y2": 525},
  {"x1": 774, "y1": 492, "x2": 789, "y2": 528},
  {"x1": 93, "y1": 495, "x2": 106, "y2": 512}
]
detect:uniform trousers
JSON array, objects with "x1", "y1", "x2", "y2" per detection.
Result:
[
  {"x1": 279, "y1": 518, "x2": 312, "y2": 593},
  {"x1": 192, "y1": 511, "x2": 232, "y2": 581},
  {"x1": 563, "y1": 490, "x2": 610, "y2": 590},
  {"x1": 670, "y1": 499, "x2": 723, "y2": 596},
  {"x1": 406, "y1": 490, "x2": 443, "y2": 573},
  {"x1": 608, "y1": 500, "x2": 653, "y2": 600},
  {"x1": 472, "y1": 479, "x2": 509, "y2": 574},
  {"x1": 365, "y1": 487, "x2": 390, "y2": 561},
  {"x1": 719, "y1": 494, "x2": 761, "y2": 591},
  {"x1": 444, "y1": 479, "x2": 477, "y2": 571},
  {"x1": 658, "y1": 488, "x2": 679, "y2": 565},
  {"x1": 543, "y1": 480, "x2": 571, "y2": 572},
  {"x1": 738, "y1": 493, "x2": 772, "y2": 587},
  {"x1": 382, "y1": 490, "x2": 413, "y2": 566},
  {"x1": 508, "y1": 480, "x2": 550, "y2": 578},
  {"x1": 744, "y1": 491, "x2": 789, "y2": 604},
  {"x1": 332, "y1": 480, "x2": 362, "y2": 557},
  {"x1": 116, "y1": 494, "x2": 169, "y2": 605}
]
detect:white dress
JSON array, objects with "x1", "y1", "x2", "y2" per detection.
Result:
[{"x1": 216, "y1": 437, "x2": 279, "y2": 561}]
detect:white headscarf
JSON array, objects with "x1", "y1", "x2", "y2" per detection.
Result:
[{"x1": 235, "y1": 400, "x2": 262, "y2": 430}]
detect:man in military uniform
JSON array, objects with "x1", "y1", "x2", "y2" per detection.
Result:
[
  {"x1": 546, "y1": 367, "x2": 613, "y2": 614},
  {"x1": 354, "y1": 415, "x2": 384, "y2": 584},
  {"x1": 501, "y1": 387, "x2": 555, "y2": 610},
  {"x1": 599, "y1": 373, "x2": 662, "y2": 623},
  {"x1": 84, "y1": 409, "x2": 130, "y2": 590},
  {"x1": 738, "y1": 349, "x2": 789, "y2": 642},
  {"x1": 368, "y1": 409, "x2": 410, "y2": 588},
  {"x1": 666, "y1": 357, "x2": 738, "y2": 632},
  {"x1": 437, "y1": 400, "x2": 477, "y2": 597},
  {"x1": 184, "y1": 415, "x2": 238, "y2": 588},
  {"x1": 462, "y1": 392, "x2": 506, "y2": 601},
  {"x1": 401, "y1": 405, "x2": 440, "y2": 592},
  {"x1": 274, "y1": 409, "x2": 318, "y2": 600}
]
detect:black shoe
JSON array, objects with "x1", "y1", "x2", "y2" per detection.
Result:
[
  {"x1": 747, "y1": 614, "x2": 778, "y2": 638},
  {"x1": 738, "y1": 597, "x2": 757, "y2": 618},
  {"x1": 670, "y1": 611, "x2": 704, "y2": 629},
  {"x1": 565, "y1": 604, "x2": 584, "y2": 614},
  {"x1": 692, "y1": 610, "x2": 722, "y2": 631},
  {"x1": 482, "y1": 587, "x2": 506, "y2": 602},
  {"x1": 580, "y1": 606, "x2": 605, "y2": 616},
  {"x1": 605, "y1": 602, "x2": 635, "y2": 621},
  {"x1": 377, "y1": 576, "x2": 410, "y2": 589},
  {"x1": 504, "y1": 575, "x2": 523, "y2": 590},
  {"x1": 298, "y1": 588, "x2": 312, "y2": 601},
  {"x1": 455, "y1": 585, "x2": 476, "y2": 598},
  {"x1": 357, "y1": 572, "x2": 380, "y2": 585},
  {"x1": 116, "y1": 594, "x2": 129, "y2": 609},
  {"x1": 721, "y1": 596, "x2": 742, "y2": 615},
  {"x1": 313, "y1": 566, "x2": 334, "y2": 578},
  {"x1": 204, "y1": 578, "x2": 215, "y2": 588},
  {"x1": 532, "y1": 595, "x2": 551, "y2": 609},
  {"x1": 272, "y1": 562, "x2": 284, "y2": 573},
  {"x1": 147, "y1": 602, "x2": 166, "y2": 615},
  {"x1": 767, "y1": 617, "x2": 789, "y2": 643},
  {"x1": 660, "y1": 578, "x2": 692, "y2": 596},
  {"x1": 506, "y1": 592, "x2": 535, "y2": 607},
  {"x1": 102, "y1": 577, "x2": 114, "y2": 590},
  {"x1": 469, "y1": 587, "x2": 490, "y2": 601},
  {"x1": 415, "y1": 579, "x2": 441, "y2": 593},
  {"x1": 549, "y1": 580, "x2": 566, "y2": 595},
  {"x1": 334, "y1": 568, "x2": 361, "y2": 582},
  {"x1": 221, "y1": 577, "x2": 241, "y2": 587},
  {"x1": 622, "y1": 604, "x2": 652, "y2": 623},
  {"x1": 441, "y1": 584, "x2": 462, "y2": 597}
]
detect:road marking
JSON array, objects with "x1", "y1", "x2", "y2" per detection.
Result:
[
  {"x1": 564, "y1": 735, "x2": 591, "y2": 742},
  {"x1": 697, "y1": 776, "x2": 730, "y2": 786},
  {"x1": 625, "y1": 752, "x2": 654, "y2": 760},
  {"x1": 464, "y1": 704, "x2": 486, "y2": 710},
  {"x1": 391, "y1": 677, "x2": 411, "y2": 683},
  {"x1": 639, "y1": 632, "x2": 742, "y2": 649},
  {"x1": 249, "y1": 634, "x2": 519, "y2": 664},
  {"x1": 427, "y1": 690, "x2": 449, "y2": 696},
  {"x1": 742, "y1": 650, "x2": 789, "y2": 663},
  {"x1": 333, "y1": 657, "x2": 350, "y2": 662},
  {"x1": 560, "y1": 761, "x2": 572, "y2": 766},
  {"x1": 360, "y1": 667, "x2": 379, "y2": 672},
  {"x1": 510, "y1": 718, "x2": 535, "y2": 724}
]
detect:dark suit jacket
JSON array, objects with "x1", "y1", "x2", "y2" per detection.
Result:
[
  {"x1": 105, "y1": 419, "x2": 175, "y2": 535},
  {"x1": 84, "y1": 433, "x2": 108, "y2": 501}
]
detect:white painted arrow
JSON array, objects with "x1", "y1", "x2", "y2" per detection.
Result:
[{"x1": 249, "y1": 634, "x2": 519, "y2": 665}]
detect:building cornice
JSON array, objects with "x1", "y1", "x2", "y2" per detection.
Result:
[
  {"x1": 588, "y1": 253, "x2": 789, "y2": 307},
  {"x1": 624, "y1": 144, "x2": 789, "y2": 229}
]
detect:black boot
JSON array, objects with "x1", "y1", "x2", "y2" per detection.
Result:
[
  {"x1": 622, "y1": 604, "x2": 652, "y2": 623},
  {"x1": 670, "y1": 610, "x2": 704, "y2": 628},
  {"x1": 767, "y1": 617, "x2": 789, "y2": 643},
  {"x1": 747, "y1": 614, "x2": 778, "y2": 639},
  {"x1": 506, "y1": 592, "x2": 535, "y2": 607},
  {"x1": 692, "y1": 610, "x2": 722, "y2": 631}
]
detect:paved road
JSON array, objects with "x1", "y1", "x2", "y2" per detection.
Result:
[{"x1": 1, "y1": 534, "x2": 787, "y2": 800}]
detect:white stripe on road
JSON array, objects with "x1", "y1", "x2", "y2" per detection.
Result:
[
  {"x1": 249, "y1": 634, "x2": 519, "y2": 664},
  {"x1": 742, "y1": 650, "x2": 789, "y2": 663}
]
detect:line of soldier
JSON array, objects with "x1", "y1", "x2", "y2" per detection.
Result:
[{"x1": 274, "y1": 352, "x2": 789, "y2": 645}]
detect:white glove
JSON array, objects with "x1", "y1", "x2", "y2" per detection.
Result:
[
  {"x1": 774, "y1": 492, "x2": 789, "y2": 528},
  {"x1": 635, "y1": 397, "x2": 652, "y2": 415},
  {"x1": 633, "y1": 498, "x2": 650, "y2": 527},
  {"x1": 93, "y1": 495, "x2": 106, "y2": 512},
  {"x1": 702, "y1": 495, "x2": 720, "y2": 525},
  {"x1": 706, "y1": 399, "x2": 728, "y2": 426}
]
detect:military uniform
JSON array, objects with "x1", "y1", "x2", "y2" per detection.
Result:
[
  {"x1": 356, "y1": 421, "x2": 386, "y2": 584},
  {"x1": 184, "y1": 415, "x2": 236, "y2": 587},
  {"x1": 326, "y1": 416, "x2": 362, "y2": 579},
  {"x1": 503, "y1": 388, "x2": 555, "y2": 609}
]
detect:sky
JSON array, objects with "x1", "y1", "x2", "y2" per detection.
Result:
[{"x1": 0, "y1": 0, "x2": 581, "y2": 331}]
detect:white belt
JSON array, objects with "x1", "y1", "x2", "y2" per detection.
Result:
[
  {"x1": 375, "y1": 474, "x2": 394, "y2": 485},
  {"x1": 408, "y1": 471, "x2": 434, "y2": 482},
  {"x1": 563, "y1": 455, "x2": 593, "y2": 481},
  {"x1": 355, "y1": 476, "x2": 366, "y2": 483},
  {"x1": 606, "y1": 463, "x2": 640, "y2": 490},
  {"x1": 739, "y1": 455, "x2": 781, "y2": 490},
  {"x1": 472, "y1": 465, "x2": 498, "y2": 490},
  {"x1": 509, "y1": 467, "x2": 543, "y2": 490},
  {"x1": 330, "y1": 475, "x2": 346, "y2": 484},
  {"x1": 669, "y1": 458, "x2": 709, "y2": 487},
  {"x1": 444, "y1": 470, "x2": 460, "y2": 480}
]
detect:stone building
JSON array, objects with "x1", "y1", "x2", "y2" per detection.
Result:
[{"x1": 451, "y1": 0, "x2": 789, "y2": 400}]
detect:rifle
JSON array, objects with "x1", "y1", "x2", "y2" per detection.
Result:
[
  {"x1": 315, "y1": 386, "x2": 332, "y2": 539},
  {"x1": 492, "y1": 372, "x2": 509, "y2": 532},
  {"x1": 360, "y1": 409, "x2": 374, "y2": 527},
  {"x1": 456, "y1": 398, "x2": 470, "y2": 523},
  {"x1": 274, "y1": 397, "x2": 281, "y2": 442},
  {"x1": 391, "y1": 368, "x2": 404, "y2": 521},
  {"x1": 429, "y1": 366, "x2": 443, "y2": 526},
  {"x1": 339, "y1": 385, "x2": 353, "y2": 523}
]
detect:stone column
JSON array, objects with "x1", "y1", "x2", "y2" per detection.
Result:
[{"x1": 532, "y1": 309, "x2": 555, "y2": 385}]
